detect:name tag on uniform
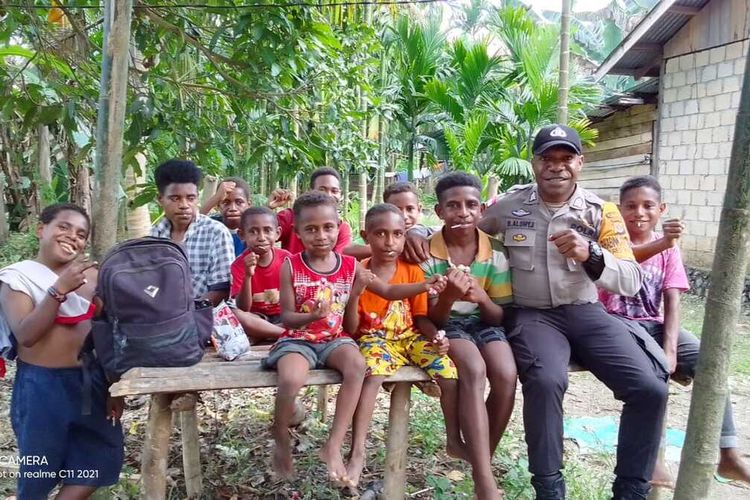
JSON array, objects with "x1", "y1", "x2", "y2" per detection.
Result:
[{"x1": 506, "y1": 219, "x2": 536, "y2": 229}]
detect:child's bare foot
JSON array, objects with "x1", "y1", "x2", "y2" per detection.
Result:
[
  {"x1": 319, "y1": 441, "x2": 348, "y2": 485},
  {"x1": 650, "y1": 459, "x2": 675, "y2": 488},
  {"x1": 345, "y1": 451, "x2": 366, "y2": 488},
  {"x1": 718, "y1": 448, "x2": 750, "y2": 484},
  {"x1": 446, "y1": 439, "x2": 469, "y2": 462},
  {"x1": 272, "y1": 443, "x2": 295, "y2": 481},
  {"x1": 272, "y1": 426, "x2": 295, "y2": 481}
]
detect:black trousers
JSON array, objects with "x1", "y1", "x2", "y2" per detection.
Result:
[{"x1": 505, "y1": 303, "x2": 669, "y2": 486}]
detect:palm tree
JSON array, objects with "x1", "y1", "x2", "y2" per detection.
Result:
[
  {"x1": 424, "y1": 38, "x2": 503, "y2": 175},
  {"x1": 485, "y1": 5, "x2": 600, "y2": 190},
  {"x1": 385, "y1": 15, "x2": 446, "y2": 181}
]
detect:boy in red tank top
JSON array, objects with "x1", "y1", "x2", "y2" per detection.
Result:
[{"x1": 264, "y1": 192, "x2": 444, "y2": 484}]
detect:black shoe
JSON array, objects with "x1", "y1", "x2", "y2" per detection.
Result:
[
  {"x1": 612, "y1": 478, "x2": 650, "y2": 500},
  {"x1": 531, "y1": 473, "x2": 566, "y2": 500}
]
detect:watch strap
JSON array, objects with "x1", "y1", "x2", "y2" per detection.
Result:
[{"x1": 47, "y1": 286, "x2": 68, "y2": 303}]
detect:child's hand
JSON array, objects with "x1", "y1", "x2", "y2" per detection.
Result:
[
  {"x1": 662, "y1": 218, "x2": 685, "y2": 247},
  {"x1": 217, "y1": 181, "x2": 237, "y2": 199},
  {"x1": 664, "y1": 347, "x2": 677, "y2": 374},
  {"x1": 268, "y1": 188, "x2": 294, "y2": 209},
  {"x1": 443, "y1": 268, "x2": 472, "y2": 302},
  {"x1": 106, "y1": 396, "x2": 124, "y2": 423},
  {"x1": 55, "y1": 257, "x2": 98, "y2": 295},
  {"x1": 311, "y1": 299, "x2": 331, "y2": 319},
  {"x1": 355, "y1": 265, "x2": 376, "y2": 293},
  {"x1": 431, "y1": 330, "x2": 449, "y2": 356},
  {"x1": 425, "y1": 275, "x2": 447, "y2": 296},
  {"x1": 462, "y1": 278, "x2": 490, "y2": 305},
  {"x1": 243, "y1": 251, "x2": 258, "y2": 276}
]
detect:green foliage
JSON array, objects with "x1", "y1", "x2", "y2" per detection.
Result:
[
  {"x1": 1, "y1": 1, "x2": 606, "y2": 233},
  {"x1": 0, "y1": 232, "x2": 38, "y2": 268}
]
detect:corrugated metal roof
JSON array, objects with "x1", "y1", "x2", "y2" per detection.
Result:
[
  {"x1": 588, "y1": 78, "x2": 660, "y2": 120},
  {"x1": 594, "y1": 0, "x2": 712, "y2": 80}
]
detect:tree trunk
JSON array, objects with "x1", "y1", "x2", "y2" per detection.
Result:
[
  {"x1": 259, "y1": 163, "x2": 268, "y2": 197},
  {"x1": 377, "y1": 116, "x2": 387, "y2": 203},
  {"x1": 92, "y1": 0, "x2": 133, "y2": 261},
  {"x1": 290, "y1": 174, "x2": 298, "y2": 198},
  {"x1": 341, "y1": 166, "x2": 350, "y2": 217},
  {"x1": 673, "y1": 46, "x2": 750, "y2": 499},
  {"x1": 407, "y1": 129, "x2": 415, "y2": 182},
  {"x1": 557, "y1": 0, "x2": 571, "y2": 125},
  {"x1": 125, "y1": 153, "x2": 152, "y2": 238},
  {"x1": 38, "y1": 125, "x2": 52, "y2": 207},
  {"x1": 487, "y1": 175, "x2": 499, "y2": 201},
  {"x1": 0, "y1": 173, "x2": 8, "y2": 244},
  {"x1": 359, "y1": 170, "x2": 368, "y2": 231},
  {"x1": 201, "y1": 175, "x2": 219, "y2": 207},
  {"x1": 71, "y1": 161, "x2": 91, "y2": 216}
]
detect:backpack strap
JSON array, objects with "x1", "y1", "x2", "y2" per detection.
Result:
[{"x1": 78, "y1": 332, "x2": 96, "y2": 416}]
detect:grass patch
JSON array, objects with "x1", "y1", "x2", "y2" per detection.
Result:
[{"x1": 681, "y1": 294, "x2": 750, "y2": 376}]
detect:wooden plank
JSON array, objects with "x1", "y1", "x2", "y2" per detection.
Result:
[
  {"x1": 594, "y1": 112, "x2": 656, "y2": 133},
  {"x1": 585, "y1": 142, "x2": 652, "y2": 163},
  {"x1": 111, "y1": 365, "x2": 431, "y2": 397},
  {"x1": 585, "y1": 154, "x2": 650, "y2": 169},
  {"x1": 383, "y1": 382, "x2": 411, "y2": 499},
  {"x1": 595, "y1": 121, "x2": 653, "y2": 143},
  {"x1": 181, "y1": 409, "x2": 203, "y2": 498},
  {"x1": 141, "y1": 394, "x2": 172, "y2": 500},
  {"x1": 590, "y1": 132, "x2": 652, "y2": 152},
  {"x1": 580, "y1": 164, "x2": 651, "y2": 181}
]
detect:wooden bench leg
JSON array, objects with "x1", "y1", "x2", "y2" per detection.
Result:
[
  {"x1": 141, "y1": 394, "x2": 173, "y2": 500},
  {"x1": 384, "y1": 381, "x2": 411, "y2": 499},
  {"x1": 317, "y1": 385, "x2": 329, "y2": 421},
  {"x1": 180, "y1": 408, "x2": 203, "y2": 498}
]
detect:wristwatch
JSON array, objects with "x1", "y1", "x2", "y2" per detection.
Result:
[
  {"x1": 47, "y1": 286, "x2": 68, "y2": 303},
  {"x1": 587, "y1": 241, "x2": 603, "y2": 261},
  {"x1": 582, "y1": 241, "x2": 605, "y2": 280}
]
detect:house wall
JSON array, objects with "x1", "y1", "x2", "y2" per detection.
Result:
[
  {"x1": 655, "y1": 0, "x2": 750, "y2": 269},
  {"x1": 579, "y1": 104, "x2": 655, "y2": 202}
]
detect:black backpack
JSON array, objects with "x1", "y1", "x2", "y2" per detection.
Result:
[{"x1": 88, "y1": 237, "x2": 212, "y2": 380}]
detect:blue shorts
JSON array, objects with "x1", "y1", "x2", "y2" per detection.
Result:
[
  {"x1": 262, "y1": 337, "x2": 358, "y2": 369},
  {"x1": 444, "y1": 317, "x2": 507, "y2": 349},
  {"x1": 11, "y1": 360, "x2": 124, "y2": 498}
]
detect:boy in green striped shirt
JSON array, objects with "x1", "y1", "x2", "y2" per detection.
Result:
[{"x1": 420, "y1": 172, "x2": 515, "y2": 500}]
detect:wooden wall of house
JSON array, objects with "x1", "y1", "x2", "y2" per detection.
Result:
[
  {"x1": 579, "y1": 104, "x2": 655, "y2": 202},
  {"x1": 665, "y1": 0, "x2": 750, "y2": 58}
]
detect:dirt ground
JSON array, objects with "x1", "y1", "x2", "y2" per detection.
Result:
[
  {"x1": 563, "y1": 370, "x2": 750, "y2": 499},
  {"x1": 1, "y1": 348, "x2": 750, "y2": 499}
]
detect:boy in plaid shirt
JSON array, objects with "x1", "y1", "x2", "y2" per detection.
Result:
[{"x1": 150, "y1": 159, "x2": 234, "y2": 305}]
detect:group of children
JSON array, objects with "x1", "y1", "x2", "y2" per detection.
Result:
[
  {"x1": 222, "y1": 170, "x2": 513, "y2": 498},
  {"x1": 2, "y1": 157, "x2": 750, "y2": 499}
]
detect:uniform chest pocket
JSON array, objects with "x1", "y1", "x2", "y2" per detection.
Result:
[{"x1": 504, "y1": 229, "x2": 535, "y2": 271}]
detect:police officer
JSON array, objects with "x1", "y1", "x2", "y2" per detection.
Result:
[{"x1": 479, "y1": 125, "x2": 668, "y2": 500}]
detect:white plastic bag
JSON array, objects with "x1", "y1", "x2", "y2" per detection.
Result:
[{"x1": 211, "y1": 302, "x2": 250, "y2": 361}]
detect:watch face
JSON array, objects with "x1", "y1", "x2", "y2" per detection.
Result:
[{"x1": 590, "y1": 242, "x2": 603, "y2": 256}]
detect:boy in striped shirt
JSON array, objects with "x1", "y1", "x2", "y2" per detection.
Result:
[{"x1": 421, "y1": 172, "x2": 515, "y2": 500}]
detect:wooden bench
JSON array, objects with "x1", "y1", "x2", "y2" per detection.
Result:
[{"x1": 109, "y1": 349, "x2": 432, "y2": 499}]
